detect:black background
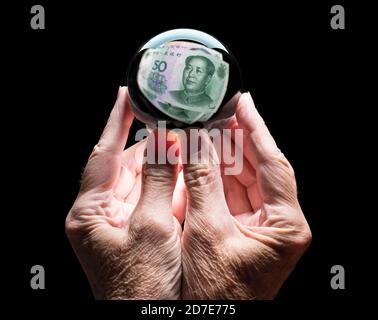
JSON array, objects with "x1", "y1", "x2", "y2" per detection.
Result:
[{"x1": 5, "y1": 0, "x2": 363, "y2": 314}]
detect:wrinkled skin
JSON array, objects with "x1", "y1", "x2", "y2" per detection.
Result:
[
  {"x1": 180, "y1": 93, "x2": 312, "y2": 299},
  {"x1": 65, "y1": 87, "x2": 185, "y2": 299},
  {"x1": 66, "y1": 87, "x2": 311, "y2": 300}
]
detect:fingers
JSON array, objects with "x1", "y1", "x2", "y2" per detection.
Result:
[
  {"x1": 220, "y1": 128, "x2": 257, "y2": 188},
  {"x1": 235, "y1": 93, "x2": 281, "y2": 167},
  {"x1": 235, "y1": 93, "x2": 298, "y2": 206},
  {"x1": 80, "y1": 87, "x2": 134, "y2": 192},
  {"x1": 97, "y1": 86, "x2": 134, "y2": 155},
  {"x1": 179, "y1": 129, "x2": 234, "y2": 233},
  {"x1": 113, "y1": 140, "x2": 146, "y2": 201},
  {"x1": 131, "y1": 129, "x2": 180, "y2": 228}
]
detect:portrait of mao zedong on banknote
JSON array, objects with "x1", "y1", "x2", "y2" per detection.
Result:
[{"x1": 169, "y1": 55, "x2": 215, "y2": 108}]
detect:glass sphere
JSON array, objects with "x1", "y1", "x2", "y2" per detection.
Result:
[{"x1": 127, "y1": 29, "x2": 242, "y2": 129}]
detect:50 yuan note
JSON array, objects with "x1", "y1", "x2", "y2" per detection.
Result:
[{"x1": 137, "y1": 42, "x2": 229, "y2": 124}]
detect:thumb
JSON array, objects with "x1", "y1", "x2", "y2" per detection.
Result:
[
  {"x1": 179, "y1": 129, "x2": 233, "y2": 232},
  {"x1": 131, "y1": 129, "x2": 180, "y2": 228}
]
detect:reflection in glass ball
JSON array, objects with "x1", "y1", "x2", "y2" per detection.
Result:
[{"x1": 127, "y1": 29, "x2": 242, "y2": 129}]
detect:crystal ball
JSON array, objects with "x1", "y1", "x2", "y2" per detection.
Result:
[{"x1": 127, "y1": 29, "x2": 242, "y2": 129}]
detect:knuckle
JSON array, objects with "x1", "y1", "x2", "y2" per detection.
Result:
[
  {"x1": 143, "y1": 164, "x2": 175, "y2": 184},
  {"x1": 65, "y1": 210, "x2": 82, "y2": 238},
  {"x1": 184, "y1": 164, "x2": 219, "y2": 190},
  {"x1": 295, "y1": 225, "x2": 312, "y2": 248},
  {"x1": 284, "y1": 222, "x2": 312, "y2": 252},
  {"x1": 89, "y1": 144, "x2": 106, "y2": 161},
  {"x1": 92, "y1": 143, "x2": 102, "y2": 154},
  {"x1": 65, "y1": 192, "x2": 114, "y2": 238},
  {"x1": 64, "y1": 213, "x2": 73, "y2": 235}
]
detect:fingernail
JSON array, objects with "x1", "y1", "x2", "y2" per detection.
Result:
[
  {"x1": 152, "y1": 129, "x2": 178, "y2": 161},
  {"x1": 242, "y1": 91, "x2": 256, "y2": 110}
]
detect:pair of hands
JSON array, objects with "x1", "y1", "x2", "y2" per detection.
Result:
[{"x1": 65, "y1": 87, "x2": 311, "y2": 299}]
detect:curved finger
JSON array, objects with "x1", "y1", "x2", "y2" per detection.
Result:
[
  {"x1": 130, "y1": 129, "x2": 179, "y2": 231},
  {"x1": 179, "y1": 129, "x2": 235, "y2": 234},
  {"x1": 96, "y1": 86, "x2": 134, "y2": 154},
  {"x1": 235, "y1": 93, "x2": 298, "y2": 206},
  {"x1": 80, "y1": 87, "x2": 134, "y2": 192}
]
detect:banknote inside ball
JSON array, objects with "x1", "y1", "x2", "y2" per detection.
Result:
[
  {"x1": 137, "y1": 41, "x2": 229, "y2": 125},
  {"x1": 127, "y1": 29, "x2": 242, "y2": 128}
]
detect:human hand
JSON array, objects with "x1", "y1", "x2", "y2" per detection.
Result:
[
  {"x1": 180, "y1": 92, "x2": 312, "y2": 299},
  {"x1": 65, "y1": 87, "x2": 185, "y2": 299}
]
